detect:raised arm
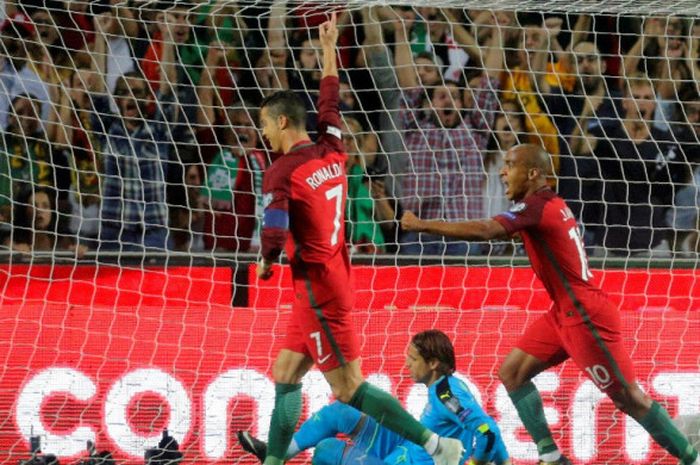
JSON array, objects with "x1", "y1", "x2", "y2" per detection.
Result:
[
  {"x1": 112, "y1": 0, "x2": 139, "y2": 39},
  {"x1": 553, "y1": 14, "x2": 592, "y2": 75},
  {"x1": 393, "y1": 9, "x2": 419, "y2": 89},
  {"x1": 197, "y1": 42, "x2": 225, "y2": 126},
  {"x1": 91, "y1": 13, "x2": 114, "y2": 95},
  {"x1": 569, "y1": 91, "x2": 605, "y2": 156},
  {"x1": 158, "y1": 12, "x2": 177, "y2": 96},
  {"x1": 316, "y1": 12, "x2": 344, "y2": 152},
  {"x1": 483, "y1": 19, "x2": 507, "y2": 80},
  {"x1": 49, "y1": 78, "x2": 75, "y2": 148},
  {"x1": 623, "y1": 18, "x2": 660, "y2": 78},
  {"x1": 442, "y1": 8, "x2": 483, "y2": 66},
  {"x1": 267, "y1": 0, "x2": 287, "y2": 50},
  {"x1": 401, "y1": 211, "x2": 508, "y2": 241},
  {"x1": 570, "y1": 14, "x2": 592, "y2": 50},
  {"x1": 256, "y1": 0, "x2": 290, "y2": 94},
  {"x1": 320, "y1": 12, "x2": 339, "y2": 79}
]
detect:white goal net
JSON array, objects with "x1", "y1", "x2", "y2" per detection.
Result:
[{"x1": 0, "y1": 1, "x2": 698, "y2": 464}]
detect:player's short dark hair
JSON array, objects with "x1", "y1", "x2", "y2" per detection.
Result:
[
  {"x1": 411, "y1": 330, "x2": 456, "y2": 376},
  {"x1": 260, "y1": 90, "x2": 307, "y2": 129}
]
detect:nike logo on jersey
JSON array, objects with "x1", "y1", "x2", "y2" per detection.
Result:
[
  {"x1": 318, "y1": 353, "x2": 332, "y2": 364},
  {"x1": 306, "y1": 163, "x2": 343, "y2": 190}
]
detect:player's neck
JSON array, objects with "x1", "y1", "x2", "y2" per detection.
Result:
[
  {"x1": 523, "y1": 181, "x2": 549, "y2": 199},
  {"x1": 425, "y1": 372, "x2": 444, "y2": 387},
  {"x1": 281, "y1": 131, "x2": 311, "y2": 154}
]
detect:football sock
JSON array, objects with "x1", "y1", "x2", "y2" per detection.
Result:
[
  {"x1": 638, "y1": 401, "x2": 699, "y2": 465},
  {"x1": 348, "y1": 381, "x2": 434, "y2": 449},
  {"x1": 285, "y1": 439, "x2": 301, "y2": 460},
  {"x1": 508, "y1": 382, "x2": 559, "y2": 458},
  {"x1": 263, "y1": 383, "x2": 303, "y2": 465}
]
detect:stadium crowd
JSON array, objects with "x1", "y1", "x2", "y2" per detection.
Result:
[{"x1": 0, "y1": 0, "x2": 698, "y2": 257}]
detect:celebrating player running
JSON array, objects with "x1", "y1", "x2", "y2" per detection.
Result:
[
  {"x1": 401, "y1": 144, "x2": 699, "y2": 465},
  {"x1": 256, "y1": 12, "x2": 463, "y2": 465}
]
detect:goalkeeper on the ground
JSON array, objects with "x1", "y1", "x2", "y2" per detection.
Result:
[{"x1": 238, "y1": 330, "x2": 510, "y2": 465}]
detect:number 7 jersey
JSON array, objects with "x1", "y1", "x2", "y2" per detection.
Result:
[
  {"x1": 260, "y1": 76, "x2": 353, "y2": 309},
  {"x1": 493, "y1": 187, "x2": 617, "y2": 326}
]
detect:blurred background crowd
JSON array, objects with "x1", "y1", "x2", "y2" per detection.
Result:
[{"x1": 0, "y1": 0, "x2": 698, "y2": 258}]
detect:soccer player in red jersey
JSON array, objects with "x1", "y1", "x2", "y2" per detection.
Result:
[
  {"x1": 401, "y1": 144, "x2": 699, "y2": 465},
  {"x1": 255, "y1": 13, "x2": 463, "y2": 465}
]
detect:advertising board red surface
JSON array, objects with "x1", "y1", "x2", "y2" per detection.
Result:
[{"x1": 0, "y1": 264, "x2": 697, "y2": 464}]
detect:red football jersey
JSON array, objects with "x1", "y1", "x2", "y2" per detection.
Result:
[
  {"x1": 494, "y1": 187, "x2": 616, "y2": 326},
  {"x1": 261, "y1": 76, "x2": 353, "y2": 308}
]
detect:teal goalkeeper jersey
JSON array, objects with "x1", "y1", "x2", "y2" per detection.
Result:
[{"x1": 403, "y1": 375, "x2": 495, "y2": 465}]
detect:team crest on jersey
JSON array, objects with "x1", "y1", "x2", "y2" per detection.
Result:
[
  {"x1": 509, "y1": 202, "x2": 527, "y2": 214},
  {"x1": 263, "y1": 193, "x2": 273, "y2": 208}
]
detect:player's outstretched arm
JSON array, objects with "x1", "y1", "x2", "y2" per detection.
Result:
[
  {"x1": 401, "y1": 211, "x2": 508, "y2": 241},
  {"x1": 320, "y1": 12, "x2": 339, "y2": 79}
]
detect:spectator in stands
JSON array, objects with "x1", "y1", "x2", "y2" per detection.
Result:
[
  {"x1": 261, "y1": 0, "x2": 323, "y2": 129},
  {"x1": 10, "y1": 186, "x2": 57, "y2": 252},
  {"x1": 198, "y1": 100, "x2": 266, "y2": 253},
  {"x1": 357, "y1": 7, "x2": 405, "y2": 202},
  {"x1": 468, "y1": 9, "x2": 518, "y2": 46},
  {"x1": 10, "y1": 186, "x2": 86, "y2": 256},
  {"x1": 338, "y1": 72, "x2": 379, "y2": 157},
  {"x1": 406, "y1": 8, "x2": 474, "y2": 83},
  {"x1": 0, "y1": 11, "x2": 52, "y2": 130},
  {"x1": 546, "y1": 40, "x2": 623, "y2": 242},
  {"x1": 501, "y1": 16, "x2": 564, "y2": 172},
  {"x1": 92, "y1": 16, "x2": 178, "y2": 252},
  {"x1": 666, "y1": 93, "x2": 700, "y2": 254},
  {"x1": 50, "y1": 66, "x2": 104, "y2": 248},
  {"x1": 587, "y1": 74, "x2": 697, "y2": 255},
  {"x1": 261, "y1": 1, "x2": 356, "y2": 129},
  {"x1": 191, "y1": 0, "x2": 248, "y2": 90},
  {"x1": 142, "y1": 1, "x2": 205, "y2": 160},
  {"x1": 691, "y1": 19, "x2": 700, "y2": 84},
  {"x1": 253, "y1": 37, "x2": 289, "y2": 99},
  {"x1": 170, "y1": 163, "x2": 205, "y2": 252},
  {"x1": 343, "y1": 115, "x2": 385, "y2": 253},
  {"x1": 485, "y1": 101, "x2": 525, "y2": 219},
  {"x1": 29, "y1": 3, "x2": 77, "y2": 81},
  {"x1": 0, "y1": 93, "x2": 69, "y2": 208},
  {"x1": 393, "y1": 11, "x2": 503, "y2": 256},
  {"x1": 624, "y1": 16, "x2": 695, "y2": 131},
  {"x1": 64, "y1": 0, "x2": 139, "y2": 54},
  {"x1": 87, "y1": 3, "x2": 139, "y2": 105}
]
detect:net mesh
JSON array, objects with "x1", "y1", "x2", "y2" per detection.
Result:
[{"x1": 0, "y1": 1, "x2": 698, "y2": 464}]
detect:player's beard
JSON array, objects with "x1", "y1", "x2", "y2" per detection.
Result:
[{"x1": 580, "y1": 75, "x2": 603, "y2": 95}]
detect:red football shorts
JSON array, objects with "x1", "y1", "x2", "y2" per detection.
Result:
[
  {"x1": 516, "y1": 310, "x2": 637, "y2": 394},
  {"x1": 283, "y1": 299, "x2": 360, "y2": 372}
]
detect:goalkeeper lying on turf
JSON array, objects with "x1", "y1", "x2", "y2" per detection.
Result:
[{"x1": 238, "y1": 330, "x2": 511, "y2": 465}]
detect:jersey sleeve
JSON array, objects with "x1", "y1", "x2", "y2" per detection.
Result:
[
  {"x1": 492, "y1": 195, "x2": 545, "y2": 236},
  {"x1": 260, "y1": 165, "x2": 291, "y2": 261},
  {"x1": 434, "y1": 376, "x2": 486, "y2": 433},
  {"x1": 316, "y1": 76, "x2": 344, "y2": 153}
]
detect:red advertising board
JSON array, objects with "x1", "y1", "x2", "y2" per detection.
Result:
[{"x1": 0, "y1": 264, "x2": 698, "y2": 465}]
